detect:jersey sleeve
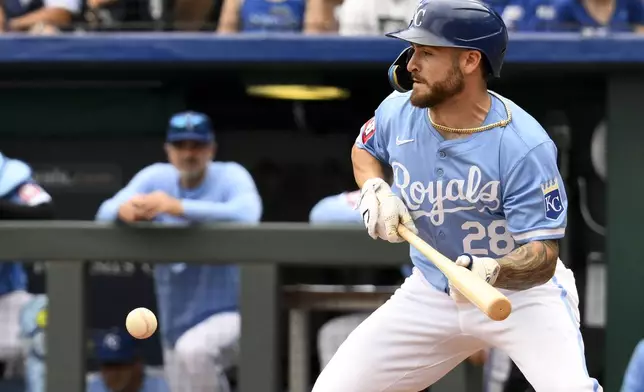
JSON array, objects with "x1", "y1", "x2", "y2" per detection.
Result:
[
  {"x1": 354, "y1": 112, "x2": 390, "y2": 164},
  {"x1": 181, "y1": 163, "x2": 262, "y2": 223},
  {"x1": 4, "y1": 181, "x2": 52, "y2": 206},
  {"x1": 502, "y1": 141, "x2": 567, "y2": 244},
  {"x1": 94, "y1": 166, "x2": 155, "y2": 222}
]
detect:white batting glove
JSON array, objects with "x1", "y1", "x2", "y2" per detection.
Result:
[
  {"x1": 449, "y1": 254, "x2": 501, "y2": 302},
  {"x1": 357, "y1": 178, "x2": 418, "y2": 243}
]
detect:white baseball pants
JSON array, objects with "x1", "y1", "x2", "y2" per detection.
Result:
[
  {"x1": 163, "y1": 311, "x2": 240, "y2": 392},
  {"x1": 312, "y1": 263, "x2": 601, "y2": 392}
]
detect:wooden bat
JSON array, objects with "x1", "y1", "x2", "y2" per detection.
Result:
[{"x1": 397, "y1": 225, "x2": 512, "y2": 321}]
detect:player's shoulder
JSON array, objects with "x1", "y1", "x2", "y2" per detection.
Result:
[
  {"x1": 135, "y1": 163, "x2": 175, "y2": 178},
  {"x1": 209, "y1": 161, "x2": 253, "y2": 178},
  {"x1": 494, "y1": 92, "x2": 554, "y2": 153},
  {"x1": 376, "y1": 90, "x2": 415, "y2": 119},
  {"x1": 369, "y1": 90, "x2": 419, "y2": 134}
]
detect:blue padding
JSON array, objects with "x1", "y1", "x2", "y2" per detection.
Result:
[{"x1": 1, "y1": 32, "x2": 643, "y2": 63}]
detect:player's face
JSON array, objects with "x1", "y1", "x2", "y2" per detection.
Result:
[
  {"x1": 166, "y1": 140, "x2": 215, "y2": 179},
  {"x1": 406, "y1": 45, "x2": 465, "y2": 108},
  {"x1": 100, "y1": 363, "x2": 138, "y2": 392}
]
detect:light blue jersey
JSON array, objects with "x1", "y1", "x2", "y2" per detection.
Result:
[
  {"x1": 355, "y1": 91, "x2": 567, "y2": 292},
  {"x1": 87, "y1": 371, "x2": 170, "y2": 392},
  {"x1": 622, "y1": 340, "x2": 644, "y2": 392},
  {"x1": 96, "y1": 162, "x2": 262, "y2": 347}
]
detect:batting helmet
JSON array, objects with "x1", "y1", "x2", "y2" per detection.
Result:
[{"x1": 386, "y1": 0, "x2": 508, "y2": 93}]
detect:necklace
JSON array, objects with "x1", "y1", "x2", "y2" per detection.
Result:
[{"x1": 428, "y1": 91, "x2": 513, "y2": 134}]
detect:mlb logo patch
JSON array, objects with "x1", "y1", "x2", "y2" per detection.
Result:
[
  {"x1": 541, "y1": 179, "x2": 564, "y2": 220},
  {"x1": 361, "y1": 117, "x2": 376, "y2": 144}
]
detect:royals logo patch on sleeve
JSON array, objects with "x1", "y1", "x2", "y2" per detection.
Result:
[
  {"x1": 541, "y1": 179, "x2": 564, "y2": 220},
  {"x1": 361, "y1": 117, "x2": 376, "y2": 144},
  {"x1": 18, "y1": 183, "x2": 52, "y2": 206}
]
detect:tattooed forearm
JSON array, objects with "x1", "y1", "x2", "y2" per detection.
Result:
[{"x1": 493, "y1": 240, "x2": 559, "y2": 291}]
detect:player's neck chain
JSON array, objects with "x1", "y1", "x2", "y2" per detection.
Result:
[{"x1": 428, "y1": 91, "x2": 513, "y2": 134}]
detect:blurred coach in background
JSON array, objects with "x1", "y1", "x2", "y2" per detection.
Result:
[
  {"x1": 0, "y1": 152, "x2": 53, "y2": 381},
  {"x1": 95, "y1": 111, "x2": 263, "y2": 392}
]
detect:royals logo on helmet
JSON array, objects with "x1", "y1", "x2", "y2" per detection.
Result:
[{"x1": 541, "y1": 179, "x2": 563, "y2": 220}]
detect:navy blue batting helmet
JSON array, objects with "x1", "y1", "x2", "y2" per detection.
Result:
[{"x1": 386, "y1": 0, "x2": 508, "y2": 93}]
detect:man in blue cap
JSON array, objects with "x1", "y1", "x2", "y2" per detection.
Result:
[
  {"x1": 95, "y1": 111, "x2": 262, "y2": 392},
  {"x1": 88, "y1": 328, "x2": 169, "y2": 392}
]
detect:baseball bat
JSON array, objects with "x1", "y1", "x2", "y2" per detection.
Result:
[{"x1": 397, "y1": 225, "x2": 512, "y2": 321}]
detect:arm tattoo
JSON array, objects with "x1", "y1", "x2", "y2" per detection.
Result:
[{"x1": 493, "y1": 240, "x2": 559, "y2": 291}]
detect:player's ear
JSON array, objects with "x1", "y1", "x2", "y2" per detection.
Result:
[{"x1": 462, "y1": 50, "x2": 483, "y2": 76}]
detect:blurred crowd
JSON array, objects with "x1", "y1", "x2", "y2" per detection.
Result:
[{"x1": 4, "y1": 0, "x2": 644, "y2": 36}]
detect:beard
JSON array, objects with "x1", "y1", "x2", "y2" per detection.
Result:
[{"x1": 409, "y1": 62, "x2": 465, "y2": 108}]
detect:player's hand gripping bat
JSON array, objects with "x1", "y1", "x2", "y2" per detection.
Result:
[{"x1": 397, "y1": 225, "x2": 512, "y2": 321}]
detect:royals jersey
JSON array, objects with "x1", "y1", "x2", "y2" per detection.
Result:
[{"x1": 354, "y1": 91, "x2": 568, "y2": 292}]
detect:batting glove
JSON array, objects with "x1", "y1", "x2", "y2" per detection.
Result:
[
  {"x1": 357, "y1": 178, "x2": 418, "y2": 243},
  {"x1": 449, "y1": 254, "x2": 500, "y2": 302}
]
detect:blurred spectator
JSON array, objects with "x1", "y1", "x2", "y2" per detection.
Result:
[
  {"x1": 0, "y1": 152, "x2": 53, "y2": 382},
  {"x1": 493, "y1": 0, "x2": 556, "y2": 31},
  {"x1": 173, "y1": 0, "x2": 220, "y2": 30},
  {"x1": 87, "y1": 328, "x2": 170, "y2": 392},
  {"x1": 622, "y1": 339, "x2": 644, "y2": 392},
  {"x1": 217, "y1": 0, "x2": 333, "y2": 32},
  {"x1": 95, "y1": 111, "x2": 262, "y2": 392},
  {"x1": 549, "y1": 0, "x2": 644, "y2": 33},
  {"x1": 336, "y1": 0, "x2": 417, "y2": 36},
  {"x1": 0, "y1": 0, "x2": 80, "y2": 32},
  {"x1": 82, "y1": 0, "x2": 154, "y2": 31}
]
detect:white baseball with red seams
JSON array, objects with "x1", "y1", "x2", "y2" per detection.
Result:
[{"x1": 126, "y1": 307, "x2": 158, "y2": 339}]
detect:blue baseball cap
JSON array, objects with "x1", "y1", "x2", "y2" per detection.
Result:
[
  {"x1": 166, "y1": 111, "x2": 215, "y2": 144},
  {"x1": 94, "y1": 329, "x2": 139, "y2": 364}
]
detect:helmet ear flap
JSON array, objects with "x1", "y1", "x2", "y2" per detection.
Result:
[{"x1": 388, "y1": 47, "x2": 414, "y2": 93}]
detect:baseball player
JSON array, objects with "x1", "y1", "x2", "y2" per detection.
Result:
[
  {"x1": 311, "y1": 1, "x2": 601, "y2": 391},
  {"x1": 95, "y1": 111, "x2": 262, "y2": 392},
  {"x1": 87, "y1": 328, "x2": 170, "y2": 392},
  {"x1": 0, "y1": 152, "x2": 53, "y2": 379}
]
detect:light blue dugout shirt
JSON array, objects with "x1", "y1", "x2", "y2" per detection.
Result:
[
  {"x1": 355, "y1": 91, "x2": 568, "y2": 293},
  {"x1": 87, "y1": 371, "x2": 170, "y2": 392},
  {"x1": 309, "y1": 190, "x2": 362, "y2": 223},
  {"x1": 622, "y1": 340, "x2": 644, "y2": 392},
  {"x1": 0, "y1": 153, "x2": 52, "y2": 297},
  {"x1": 95, "y1": 162, "x2": 262, "y2": 347}
]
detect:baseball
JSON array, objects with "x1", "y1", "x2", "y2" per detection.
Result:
[{"x1": 125, "y1": 307, "x2": 157, "y2": 339}]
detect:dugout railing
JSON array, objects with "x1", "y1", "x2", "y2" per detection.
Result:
[{"x1": 0, "y1": 221, "x2": 418, "y2": 392}]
